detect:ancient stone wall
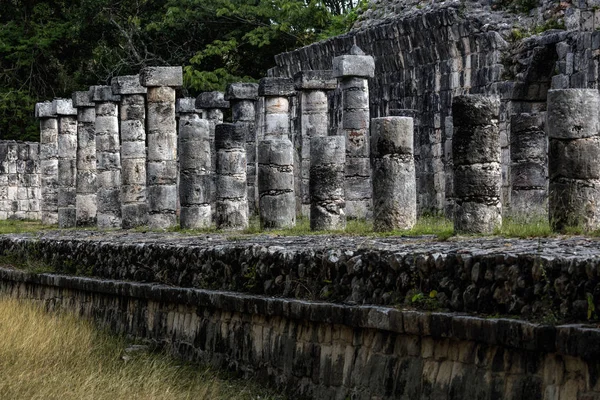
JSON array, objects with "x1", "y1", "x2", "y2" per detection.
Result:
[
  {"x1": 1, "y1": 266, "x2": 599, "y2": 399},
  {"x1": 0, "y1": 141, "x2": 40, "y2": 220}
]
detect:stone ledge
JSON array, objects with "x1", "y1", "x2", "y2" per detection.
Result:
[{"x1": 1, "y1": 266, "x2": 599, "y2": 361}]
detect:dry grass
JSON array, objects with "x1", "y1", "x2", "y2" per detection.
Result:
[{"x1": 0, "y1": 297, "x2": 284, "y2": 400}]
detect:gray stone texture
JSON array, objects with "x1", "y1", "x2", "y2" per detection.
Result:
[
  {"x1": 115, "y1": 76, "x2": 148, "y2": 229},
  {"x1": 370, "y1": 117, "x2": 417, "y2": 231},
  {"x1": 215, "y1": 123, "x2": 248, "y2": 230},
  {"x1": 257, "y1": 139, "x2": 295, "y2": 229},
  {"x1": 73, "y1": 91, "x2": 97, "y2": 226},
  {"x1": 335, "y1": 53, "x2": 373, "y2": 219},
  {"x1": 93, "y1": 87, "x2": 122, "y2": 229},
  {"x1": 144, "y1": 86, "x2": 177, "y2": 229},
  {"x1": 259, "y1": 78, "x2": 293, "y2": 140},
  {"x1": 0, "y1": 141, "x2": 40, "y2": 220},
  {"x1": 178, "y1": 101, "x2": 211, "y2": 229},
  {"x1": 195, "y1": 91, "x2": 230, "y2": 110},
  {"x1": 452, "y1": 95, "x2": 501, "y2": 234},
  {"x1": 37, "y1": 102, "x2": 59, "y2": 224},
  {"x1": 510, "y1": 113, "x2": 547, "y2": 220},
  {"x1": 548, "y1": 89, "x2": 600, "y2": 232},
  {"x1": 310, "y1": 136, "x2": 346, "y2": 231},
  {"x1": 139, "y1": 66, "x2": 183, "y2": 88},
  {"x1": 294, "y1": 71, "x2": 335, "y2": 218}
]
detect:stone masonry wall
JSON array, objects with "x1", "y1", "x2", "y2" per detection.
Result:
[
  {"x1": 1, "y1": 267, "x2": 599, "y2": 399},
  {"x1": 0, "y1": 141, "x2": 40, "y2": 220}
]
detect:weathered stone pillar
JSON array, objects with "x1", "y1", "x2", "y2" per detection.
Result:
[
  {"x1": 258, "y1": 138, "x2": 295, "y2": 229},
  {"x1": 294, "y1": 70, "x2": 337, "y2": 218},
  {"x1": 177, "y1": 98, "x2": 212, "y2": 229},
  {"x1": 91, "y1": 85, "x2": 121, "y2": 229},
  {"x1": 225, "y1": 83, "x2": 259, "y2": 216},
  {"x1": 112, "y1": 75, "x2": 148, "y2": 228},
  {"x1": 140, "y1": 66, "x2": 182, "y2": 229},
  {"x1": 452, "y1": 95, "x2": 502, "y2": 234},
  {"x1": 258, "y1": 77, "x2": 294, "y2": 139},
  {"x1": 215, "y1": 123, "x2": 248, "y2": 230},
  {"x1": 72, "y1": 90, "x2": 97, "y2": 226},
  {"x1": 547, "y1": 89, "x2": 600, "y2": 231},
  {"x1": 370, "y1": 117, "x2": 416, "y2": 231},
  {"x1": 310, "y1": 136, "x2": 346, "y2": 231},
  {"x1": 53, "y1": 98, "x2": 78, "y2": 228},
  {"x1": 510, "y1": 113, "x2": 547, "y2": 220},
  {"x1": 333, "y1": 46, "x2": 375, "y2": 219},
  {"x1": 36, "y1": 102, "x2": 59, "y2": 225},
  {"x1": 195, "y1": 91, "x2": 230, "y2": 220}
]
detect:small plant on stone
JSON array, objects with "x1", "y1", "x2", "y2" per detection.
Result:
[{"x1": 587, "y1": 293, "x2": 597, "y2": 320}]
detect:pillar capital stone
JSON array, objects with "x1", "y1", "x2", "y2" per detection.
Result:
[
  {"x1": 52, "y1": 98, "x2": 77, "y2": 116},
  {"x1": 111, "y1": 75, "x2": 147, "y2": 95},
  {"x1": 176, "y1": 97, "x2": 197, "y2": 115},
  {"x1": 35, "y1": 102, "x2": 56, "y2": 118},
  {"x1": 225, "y1": 83, "x2": 259, "y2": 101},
  {"x1": 258, "y1": 77, "x2": 294, "y2": 97},
  {"x1": 195, "y1": 91, "x2": 230, "y2": 109},
  {"x1": 293, "y1": 70, "x2": 337, "y2": 91},
  {"x1": 332, "y1": 46, "x2": 375, "y2": 79},
  {"x1": 72, "y1": 91, "x2": 94, "y2": 108},
  {"x1": 139, "y1": 66, "x2": 183, "y2": 88},
  {"x1": 91, "y1": 85, "x2": 121, "y2": 103}
]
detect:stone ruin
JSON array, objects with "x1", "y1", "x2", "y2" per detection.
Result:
[{"x1": 11, "y1": 0, "x2": 600, "y2": 233}]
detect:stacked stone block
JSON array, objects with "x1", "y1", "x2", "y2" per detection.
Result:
[
  {"x1": 215, "y1": 123, "x2": 248, "y2": 230},
  {"x1": 310, "y1": 136, "x2": 346, "y2": 230},
  {"x1": 112, "y1": 75, "x2": 148, "y2": 228},
  {"x1": 36, "y1": 101, "x2": 59, "y2": 224},
  {"x1": 53, "y1": 98, "x2": 78, "y2": 228},
  {"x1": 140, "y1": 66, "x2": 182, "y2": 229},
  {"x1": 257, "y1": 139, "x2": 295, "y2": 229},
  {"x1": 452, "y1": 95, "x2": 502, "y2": 234},
  {"x1": 294, "y1": 70, "x2": 337, "y2": 217},
  {"x1": 177, "y1": 98, "x2": 212, "y2": 229},
  {"x1": 547, "y1": 89, "x2": 600, "y2": 231},
  {"x1": 370, "y1": 117, "x2": 416, "y2": 231},
  {"x1": 195, "y1": 91, "x2": 230, "y2": 220},
  {"x1": 92, "y1": 85, "x2": 122, "y2": 229},
  {"x1": 258, "y1": 77, "x2": 294, "y2": 139},
  {"x1": 0, "y1": 141, "x2": 40, "y2": 220},
  {"x1": 225, "y1": 83, "x2": 259, "y2": 215},
  {"x1": 510, "y1": 113, "x2": 548, "y2": 220},
  {"x1": 72, "y1": 90, "x2": 97, "y2": 226},
  {"x1": 332, "y1": 46, "x2": 375, "y2": 219}
]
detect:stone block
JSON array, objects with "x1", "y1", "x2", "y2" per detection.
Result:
[
  {"x1": 176, "y1": 97, "x2": 197, "y2": 114},
  {"x1": 294, "y1": 70, "x2": 337, "y2": 90},
  {"x1": 549, "y1": 137, "x2": 600, "y2": 180},
  {"x1": 547, "y1": 89, "x2": 600, "y2": 139},
  {"x1": 72, "y1": 91, "x2": 94, "y2": 108},
  {"x1": 333, "y1": 54, "x2": 375, "y2": 79},
  {"x1": 35, "y1": 102, "x2": 56, "y2": 118},
  {"x1": 90, "y1": 85, "x2": 121, "y2": 103},
  {"x1": 371, "y1": 117, "x2": 414, "y2": 156},
  {"x1": 52, "y1": 98, "x2": 77, "y2": 116},
  {"x1": 111, "y1": 75, "x2": 147, "y2": 95},
  {"x1": 195, "y1": 91, "x2": 230, "y2": 109},
  {"x1": 225, "y1": 83, "x2": 259, "y2": 100},
  {"x1": 258, "y1": 77, "x2": 295, "y2": 97},
  {"x1": 454, "y1": 200, "x2": 502, "y2": 234},
  {"x1": 139, "y1": 66, "x2": 183, "y2": 88}
]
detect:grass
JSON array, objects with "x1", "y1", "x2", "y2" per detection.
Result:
[
  {"x1": 0, "y1": 218, "x2": 53, "y2": 234},
  {"x1": 0, "y1": 296, "x2": 284, "y2": 400}
]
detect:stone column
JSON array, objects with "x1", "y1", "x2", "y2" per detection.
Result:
[
  {"x1": 112, "y1": 75, "x2": 148, "y2": 228},
  {"x1": 547, "y1": 89, "x2": 600, "y2": 231},
  {"x1": 195, "y1": 91, "x2": 230, "y2": 220},
  {"x1": 215, "y1": 122, "x2": 248, "y2": 230},
  {"x1": 177, "y1": 98, "x2": 212, "y2": 229},
  {"x1": 72, "y1": 90, "x2": 97, "y2": 226},
  {"x1": 36, "y1": 102, "x2": 59, "y2": 225},
  {"x1": 258, "y1": 77, "x2": 294, "y2": 139},
  {"x1": 510, "y1": 113, "x2": 547, "y2": 220},
  {"x1": 258, "y1": 138, "x2": 295, "y2": 229},
  {"x1": 310, "y1": 136, "x2": 346, "y2": 231},
  {"x1": 294, "y1": 70, "x2": 337, "y2": 218},
  {"x1": 370, "y1": 117, "x2": 416, "y2": 231},
  {"x1": 225, "y1": 83, "x2": 259, "y2": 216},
  {"x1": 452, "y1": 95, "x2": 502, "y2": 234},
  {"x1": 140, "y1": 66, "x2": 182, "y2": 229},
  {"x1": 53, "y1": 98, "x2": 78, "y2": 228},
  {"x1": 91, "y1": 85, "x2": 122, "y2": 229},
  {"x1": 333, "y1": 46, "x2": 375, "y2": 219}
]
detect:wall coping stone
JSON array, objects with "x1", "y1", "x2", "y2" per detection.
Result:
[
  {"x1": 111, "y1": 75, "x2": 147, "y2": 95},
  {"x1": 139, "y1": 66, "x2": 183, "y2": 88},
  {"x1": 90, "y1": 85, "x2": 121, "y2": 103},
  {"x1": 258, "y1": 77, "x2": 295, "y2": 96}
]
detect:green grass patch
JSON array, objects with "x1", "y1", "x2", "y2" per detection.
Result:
[
  {"x1": 0, "y1": 218, "x2": 53, "y2": 234},
  {"x1": 495, "y1": 216, "x2": 553, "y2": 238},
  {"x1": 0, "y1": 296, "x2": 284, "y2": 400}
]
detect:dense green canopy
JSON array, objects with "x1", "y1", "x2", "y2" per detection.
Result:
[{"x1": 0, "y1": 0, "x2": 365, "y2": 141}]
